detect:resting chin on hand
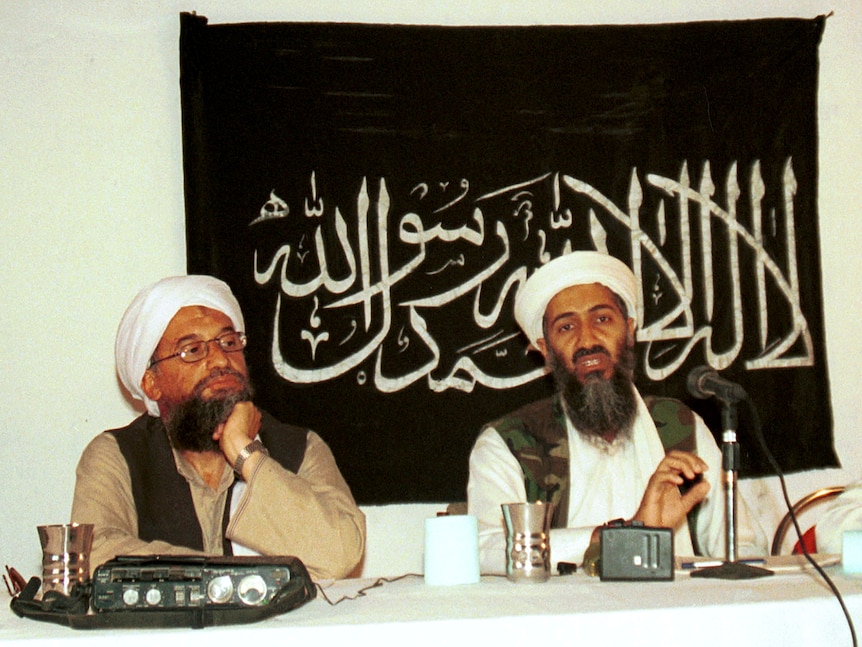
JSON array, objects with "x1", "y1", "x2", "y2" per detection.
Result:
[
  {"x1": 214, "y1": 401, "x2": 263, "y2": 474},
  {"x1": 632, "y1": 450, "x2": 710, "y2": 530}
]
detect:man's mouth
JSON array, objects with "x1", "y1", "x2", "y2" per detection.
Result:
[
  {"x1": 572, "y1": 347, "x2": 612, "y2": 379},
  {"x1": 196, "y1": 369, "x2": 247, "y2": 397},
  {"x1": 579, "y1": 355, "x2": 604, "y2": 368}
]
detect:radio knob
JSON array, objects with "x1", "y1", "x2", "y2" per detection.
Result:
[
  {"x1": 122, "y1": 588, "x2": 140, "y2": 606},
  {"x1": 145, "y1": 588, "x2": 162, "y2": 606},
  {"x1": 207, "y1": 575, "x2": 234, "y2": 604},
  {"x1": 238, "y1": 574, "x2": 267, "y2": 606}
]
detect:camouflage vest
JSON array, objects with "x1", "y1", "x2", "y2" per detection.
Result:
[{"x1": 489, "y1": 394, "x2": 697, "y2": 529}]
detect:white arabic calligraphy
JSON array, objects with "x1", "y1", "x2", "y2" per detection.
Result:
[{"x1": 253, "y1": 160, "x2": 813, "y2": 392}]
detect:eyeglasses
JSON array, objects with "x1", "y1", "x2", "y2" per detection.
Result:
[{"x1": 149, "y1": 331, "x2": 247, "y2": 367}]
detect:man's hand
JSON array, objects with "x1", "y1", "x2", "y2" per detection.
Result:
[
  {"x1": 213, "y1": 401, "x2": 262, "y2": 467},
  {"x1": 632, "y1": 450, "x2": 710, "y2": 530}
]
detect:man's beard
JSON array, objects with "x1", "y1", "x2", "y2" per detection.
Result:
[
  {"x1": 163, "y1": 368, "x2": 254, "y2": 453},
  {"x1": 549, "y1": 343, "x2": 638, "y2": 444}
]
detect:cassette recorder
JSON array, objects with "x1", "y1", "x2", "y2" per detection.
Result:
[
  {"x1": 10, "y1": 555, "x2": 315, "y2": 629},
  {"x1": 91, "y1": 554, "x2": 315, "y2": 613}
]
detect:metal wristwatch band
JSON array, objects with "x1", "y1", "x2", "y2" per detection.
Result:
[{"x1": 233, "y1": 439, "x2": 268, "y2": 476}]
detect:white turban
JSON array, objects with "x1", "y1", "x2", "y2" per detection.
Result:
[
  {"x1": 514, "y1": 251, "x2": 637, "y2": 348},
  {"x1": 115, "y1": 275, "x2": 245, "y2": 417}
]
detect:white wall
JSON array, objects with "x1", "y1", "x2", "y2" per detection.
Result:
[{"x1": 2, "y1": 0, "x2": 860, "y2": 578}]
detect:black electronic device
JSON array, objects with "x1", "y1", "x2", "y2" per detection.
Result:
[
  {"x1": 11, "y1": 554, "x2": 316, "y2": 629},
  {"x1": 89, "y1": 554, "x2": 315, "y2": 624},
  {"x1": 599, "y1": 522, "x2": 674, "y2": 581}
]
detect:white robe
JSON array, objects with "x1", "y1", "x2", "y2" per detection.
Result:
[
  {"x1": 467, "y1": 392, "x2": 768, "y2": 574},
  {"x1": 816, "y1": 478, "x2": 862, "y2": 554}
]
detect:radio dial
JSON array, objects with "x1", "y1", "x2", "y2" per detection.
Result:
[
  {"x1": 238, "y1": 574, "x2": 267, "y2": 606},
  {"x1": 145, "y1": 588, "x2": 162, "y2": 606},
  {"x1": 207, "y1": 575, "x2": 235, "y2": 604},
  {"x1": 122, "y1": 588, "x2": 139, "y2": 606}
]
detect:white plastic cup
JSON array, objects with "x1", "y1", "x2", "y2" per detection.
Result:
[
  {"x1": 842, "y1": 530, "x2": 862, "y2": 574},
  {"x1": 424, "y1": 515, "x2": 480, "y2": 586}
]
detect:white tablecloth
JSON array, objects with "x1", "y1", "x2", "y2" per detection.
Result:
[{"x1": 2, "y1": 565, "x2": 861, "y2": 646}]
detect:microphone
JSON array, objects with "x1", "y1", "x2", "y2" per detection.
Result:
[{"x1": 686, "y1": 365, "x2": 748, "y2": 403}]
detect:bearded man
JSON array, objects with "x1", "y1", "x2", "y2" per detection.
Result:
[
  {"x1": 71, "y1": 275, "x2": 365, "y2": 580},
  {"x1": 467, "y1": 251, "x2": 767, "y2": 574}
]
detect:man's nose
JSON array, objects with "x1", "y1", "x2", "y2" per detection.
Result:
[
  {"x1": 204, "y1": 339, "x2": 231, "y2": 366},
  {"x1": 578, "y1": 322, "x2": 599, "y2": 348}
]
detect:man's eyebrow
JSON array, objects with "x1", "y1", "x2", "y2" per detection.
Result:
[
  {"x1": 168, "y1": 326, "x2": 235, "y2": 349},
  {"x1": 549, "y1": 303, "x2": 617, "y2": 325}
]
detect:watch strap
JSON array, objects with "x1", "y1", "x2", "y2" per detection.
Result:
[{"x1": 233, "y1": 439, "x2": 268, "y2": 476}]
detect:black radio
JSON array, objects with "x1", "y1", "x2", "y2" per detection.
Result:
[
  {"x1": 90, "y1": 555, "x2": 315, "y2": 625},
  {"x1": 11, "y1": 554, "x2": 316, "y2": 629},
  {"x1": 599, "y1": 522, "x2": 674, "y2": 581},
  {"x1": 92, "y1": 554, "x2": 307, "y2": 611}
]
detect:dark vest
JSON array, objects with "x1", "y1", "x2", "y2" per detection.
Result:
[
  {"x1": 110, "y1": 410, "x2": 307, "y2": 554},
  {"x1": 488, "y1": 394, "x2": 697, "y2": 529}
]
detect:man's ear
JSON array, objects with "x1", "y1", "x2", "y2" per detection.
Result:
[
  {"x1": 141, "y1": 368, "x2": 161, "y2": 402},
  {"x1": 626, "y1": 317, "x2": 637, "y2": 347},
  {"x1": 535, "y1": 337, "x2": 550, "y2": 362}
]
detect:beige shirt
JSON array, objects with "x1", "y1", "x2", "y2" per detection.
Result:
[{"x1": 71, "y1": 428, "x2": 365, "y2": 581}]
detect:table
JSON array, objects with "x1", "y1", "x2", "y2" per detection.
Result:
[{"x1": 2, "y1": 566, "x2": 861, "y2": 646}]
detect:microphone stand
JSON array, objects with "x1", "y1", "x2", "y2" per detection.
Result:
[{"x1": 690, "y1": 397, "x2": 772, "y2": 580}]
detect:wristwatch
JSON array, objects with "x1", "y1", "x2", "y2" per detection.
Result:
[{"x1": 233, "y1": 439, "x2": 269, "y2": 477}]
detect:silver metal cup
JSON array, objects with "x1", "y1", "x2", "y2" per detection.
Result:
[
  {"x1": 501, "y1": 502, "x2": 553, "y2": 583},
  {"x1": 37, "y1": 523, "x2": 94, "y2": 596}
]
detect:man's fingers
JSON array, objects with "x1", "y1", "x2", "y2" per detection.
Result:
[
  {"x1": 660, "y1": 451, "x2": 708, "y2": 480},
  {"x1": 679, "y1": 479, "x2": 711, "y2": 510}
]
